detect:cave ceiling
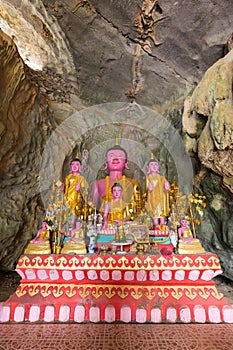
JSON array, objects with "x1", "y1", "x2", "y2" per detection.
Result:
[{"x1": 0, "y1": 0, "x2": 233, "y2": 109}]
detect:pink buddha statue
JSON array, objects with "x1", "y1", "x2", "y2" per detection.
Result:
[
  {"x1": 178, "y1": 219, "x2": 194, "y2": 243},
  {"x1": 102, "y1": 183, "x2": 130, "y2": 229},
  {"x1": 24, "y1": 220, "x2": 51, "y2": 254},
  {"x1": 64, "y1": 158, "x2": 89, "y2": 218},
  {"x1": 178, "y1": 218, "x2": 205, "y2": 254},
  {"x1": 145, "y1": 159, "x2": 170, "y2": 228},
  {"x1": 91, "y1": 144, "x2": 142, "y2": 219},
  {"x1": 61, "y1": 221, "x2": 86, "y2": 254}
]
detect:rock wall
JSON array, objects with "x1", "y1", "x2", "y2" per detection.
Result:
[
  {"x1": 182, "y1": 49, "x2": 233, "y2": 279},
  {"x1": 0, "y1": 31, "x2": 55, "y2": 268}
]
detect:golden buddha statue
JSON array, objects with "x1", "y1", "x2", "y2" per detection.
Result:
[
  {"x1": 91, "y1": 144, "x2": 142, "y2": 220},
  {"x1": 61, "y1": 221, "x2": 87, "y2": 254},
  {"x1": 102, "y1": 183, "x2": 131, "y2": 228},
  {"x1": 145, "y1": 159, "x2": 170, "y2": 228},
  {"x1": 24, "y1": 221, "x2": 51, "y2": 254},
  {"x1": 64, "y1": 157, "x2": 89, "y2": 219},
  {"x1": 178, "y1": 219, "x2": 205, "y2": 254}
]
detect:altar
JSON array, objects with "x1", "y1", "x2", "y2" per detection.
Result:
[
  {"x1": 1, "y1": 141, "x2": 233, "y2": 324},
  {"x1": 0, "y1": 252, "x2": 233, "y2": 323}
]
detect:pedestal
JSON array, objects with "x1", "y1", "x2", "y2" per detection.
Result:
[{"x1": 0, "y1": 253, "x2": 233, "y2": 323}]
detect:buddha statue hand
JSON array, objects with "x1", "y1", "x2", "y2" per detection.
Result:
[
  {"x1": 70, "y1": 237, "x2": 82, "y2": 243},
  {"x1": 31, "y1": 238, "x2": 43, "y2": 244},
  {"x1": 181, "y1": 236, "x2": 194, "y2": 244},
  {"x1": 148, "y1": 182, "x2": 153, "y2": 192},
  {"x1": 75, "y1": 182, "x2": 81, "y2": 191}
]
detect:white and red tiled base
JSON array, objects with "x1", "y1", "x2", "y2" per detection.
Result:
[
  {"x1": 1, "y1": 300, "x2": 233, "y2": 324},
  {"x1": 0, "y1": 253, "x2": 233, "y2": 323}
]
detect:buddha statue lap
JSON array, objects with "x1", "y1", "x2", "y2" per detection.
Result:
[
  {"x1": 178, "y1": 219, "x2": 205, "y2": 254},
  {"x1": 24, "y1": 221, "x2": 51, "y2": 254},
  {"x1": 61, "y1": 221, "x2": 87, "y2": 254}
]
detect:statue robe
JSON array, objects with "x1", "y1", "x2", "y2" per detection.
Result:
[{"x1": 145, "y1": 174, "x2": 169, "y2": 218}]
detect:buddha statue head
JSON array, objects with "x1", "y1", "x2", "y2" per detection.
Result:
[
  {"x1": 104, "y1": 145, "x2": 130, "y2": 172},
  {"x1": 70, "y1": 158, "x2": 82, "y2": 175},
  {"x1": 147, "y1": 159, "x2": 159, "y2": 175},
  {"x1": 41, "y1": 220, "x2": 49, "y2": 230},
  {"x1": 180, "y1": 218, "x2": 188, "y2": 227},
  {"x1": 111, "y1": 182, "x2": 123, "y2": 201}
]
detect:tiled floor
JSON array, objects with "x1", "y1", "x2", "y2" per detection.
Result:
[{"x1": 0, "y1": 323, "x2": 233, "y2": 350}]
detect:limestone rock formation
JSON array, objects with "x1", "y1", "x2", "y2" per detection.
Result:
[
  {"x1": 0, "y1": 32, "x2": 55, "y2": 268},
  {"x1": 182, "y1": 49, "x2": 233, "y2": 279},
  {"x1": 183, "y1": 49, "x2": 233, "y2": 183}
]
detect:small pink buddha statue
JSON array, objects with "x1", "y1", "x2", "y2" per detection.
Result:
[
  {"x1": 177, "y1": 218, "x2": 205, "y2": 254},
  {"x1": 61, "y1": 221, "x2": 87, "y2": 254},
  {"x1": 64, "y1": 158, "x2": 89, "y2": 218},
  {"x1": 178, "y1": 218, "x2": 193, "y2": 243},
  {"x1": 102, "y1": 183, "x2": 130, "y2": 229},
  {"x1": 91, "y1": 144, "x2": 142, "y2": 219},
  {"x1": 32, "y1": 221, "x2": 50, "y2": 244},
  {"x1": 24, "y1": 220, "x2": 51, "y2": 254},
  {"x1": 145, "y1": 159, "x2": 170, "y2": 228}
]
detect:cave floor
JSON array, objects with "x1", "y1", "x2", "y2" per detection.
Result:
[
  {"x1": 0, "y1": 270, "x2": 233, "y2": 349},
  {"x1": 0, "y1": 322, "x2": 233, "y2": 350}
]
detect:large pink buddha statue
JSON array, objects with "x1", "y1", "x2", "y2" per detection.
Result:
[
  {"x1": 145, "y1": 159, "x2": 170, "y2": 228},
  {"x1": 91, "y1": 145, "x2": 142, "y2": 219}
]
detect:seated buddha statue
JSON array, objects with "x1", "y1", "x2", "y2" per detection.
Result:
[
  {"x1": 144, "y1": 159, "x2": 170, "y2": 228},
  {"x1": 64, "y1": 157, "x2": 89, "y2": 220},
  {"x1": 61, "y1": 221, "x2": 87, "y2": 254},
  {"x1": 91, "y1": 143, "x2": 142, "y2": 220},
  {"x1": 24, "y1": 220, "x2": 51, "y2": 254},
  {"x1": 178, "y1": 218, "x2": 205, "y2": 254},
  {"x1": 102, "y1": 183, "x2": 130, "y2": 228}
]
